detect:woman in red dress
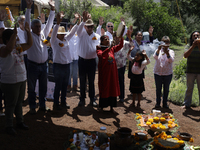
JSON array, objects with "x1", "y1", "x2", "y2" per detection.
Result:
[{"x1": 96, "y1": 35, "x2": 123, "y2": 112}]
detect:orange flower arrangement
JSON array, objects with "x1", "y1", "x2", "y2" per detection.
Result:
[
  {"x1": 92, "y1": 36, "x2": 97, "y2": 40},
  {"x1": 189, "y1": 138, "x2": 194, "y2": 143},
  {"x1": 59, "y1": 43, "x2": 64, "y2": 47},
  {"x1": 146, "y1": 121, "x2": 151, "y2": 126},
  {"x1": 160, "y1": 117, "x2": 166, "y2": 122},
  {"x1": 69, "y1": 138, "x2": 74, "y2": 142},
  {"x1": 5, "y1": 7, "x2": 11, "y2": 22}
]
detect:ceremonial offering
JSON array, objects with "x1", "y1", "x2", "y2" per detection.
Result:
[
  {"x1": 116, "y1": 21, "x2": 125, "y2": 37},
  {"x1": 178, "y1": 132, "x2": 192, "y2": 141}
]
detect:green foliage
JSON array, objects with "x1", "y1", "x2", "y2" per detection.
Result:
[
  {"x1": 173, "y1": 59, "x2": 187, "y2": 80},
  {"x1": 59, "y1": 0, "x2": 92, "y2": 22},
  {"x1": 90, "y1": 6, "x2": 136, "y2": 32},
  {"x1": 169, "y1": 77, "x2": 199, "y2": 107},
  {"x1": 123, "y1": 0, "x2": 183, "y2": 44}
]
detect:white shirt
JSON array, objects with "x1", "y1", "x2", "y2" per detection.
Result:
[
  {"x1": 17, "y1": 27, "x2": 27, "y2": 55},
  {"x1": 25, "y1": 9, "x2": 55, "y2": 63},
  {"x1": 0, "y1": 44, "x2": 26, "y2": 83},
  {"x1": 96, "y1": 25, "x2": 128, "y2": 42},
  {"x1": 127, "y1": 55, "x2": 150, "y2": 74},
  {"x1": 50, "y1": 24, "x2": 78, "y2": 64},
  {"x1": 68, "y1": 33, "x2": 79, "y2": 60},
  {"x1": 77, "y1": 22, "x2": 100, "y2": 59}
]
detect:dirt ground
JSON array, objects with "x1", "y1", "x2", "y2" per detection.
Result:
[{"x1": 0, "y1": 71, "x2": 200, "y2": 150}]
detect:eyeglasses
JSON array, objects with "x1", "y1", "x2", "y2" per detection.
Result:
[
  {"x1": 163, "y1": 41, "x2": 170, "y2": 44},
  {"x1": 107, "y1": 25, "x2": 113, "y2": 28}
]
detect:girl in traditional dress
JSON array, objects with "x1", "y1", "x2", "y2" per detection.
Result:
[
  {"x1": 96, "y1": 35, "x2": 123, "y2": 112},
  {"x1": 127, "y1": 49, "x2": 150, "y2": 108}
]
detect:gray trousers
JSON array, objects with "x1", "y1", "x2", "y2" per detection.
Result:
[
  {"x1": 184, "y1": 73, "x2": 200, "y2": 107},
  {"x1": 1, "y1": 81, "x2": 26, "y2": 127}
]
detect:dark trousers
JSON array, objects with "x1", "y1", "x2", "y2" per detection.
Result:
[
  {"x1": 78, "y1": 56, "x2": 96, "y2": 102},
  {"x1": 27, "y1": 60, "x2": 47, "y2": 109},
  {"x1": 53, "y1": 63, "x2": 70, "y2": 105},
  {"x1": 118, "y1": 66, "x2": 126, "y2": 99},
  {"x1": 154, "y1": 74, "x2": 172, "y2": 106}
]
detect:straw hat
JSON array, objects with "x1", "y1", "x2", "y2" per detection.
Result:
[
  {"x1": 57, "y1": 26, "x2": 67, "y2": 34},
  {"x1": 85, "y1": 19, "x2": 94, "y2": 26}
]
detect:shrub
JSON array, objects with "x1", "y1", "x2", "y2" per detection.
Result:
[
  {"x1": 169, "y1": 77, "x2": 199, "y2": 107},
  {"x1": 173, "y1": 59, "x2": 187, "y2": 80}
]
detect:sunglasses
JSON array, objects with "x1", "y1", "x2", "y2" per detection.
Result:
[
  {"x1": 163, "y1": 41, "x2": 170, "y2": 44},
  {"x1": 107, "y1": 25, "x2": 113, "y2": 28},
  {"x1": 86, "y1": 26, "x2": 94, "y2": 29}
]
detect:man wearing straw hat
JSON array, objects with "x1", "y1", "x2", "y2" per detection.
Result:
[
  {"x1": 50, "y1": 12, "x2": 81, "y2": 110},
  {"x1": 77, "y1": 11, "x2": 100, "y2": 107},
  {"x1": 24, "y1": 0, "x2": 55, "y2": 114}
]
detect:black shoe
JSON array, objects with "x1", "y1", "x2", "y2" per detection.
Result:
[
  {"x1": 6, "y1": 127, "x2": 17, "y2": 135},
  {"x1": 29, "y1": 108, "x2": 36, "y2": 114},
  {"x1": 53, "y1": 104, "x2": 62, "y2": 110},
  {"x1": 39, "y1": 106, "x2": 50, "y2": 111},
  {"x1": 89, "y1": 101, "x2": 98, "y2": 107},
  {"x1": 155, "y1": 104, "x2": 161, "y2": 108},
  {"x1": 16, "y1": 123, "x2": 29, "y2": 130},
  {"x1": 78, "y1": 101, "x2": 85, "y2": 106},
  {"x1": 163, "y1": 105, "x2": 169, "y2": 109},
  {"x1": 61, "y1": 103, "x2": 70, "y2": 109}
]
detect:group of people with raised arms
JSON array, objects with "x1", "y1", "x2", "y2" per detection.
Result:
[{"x1": 0, "y1": 0, "x2": 200, "y2": 136}]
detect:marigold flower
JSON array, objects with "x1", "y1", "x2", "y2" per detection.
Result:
[
  {"x1": 69, "y1": 138, "x2": 74, "y2": 142},
  {"x1": 172, "y1": 119, "x2": 175, "y2": 122},
  {"x1": 189, "y1": 138, "x2": 194, "y2": 143},
  {"x1": 175, "y1": 124, "x2": 178, "y2": 127},
  {"x1": 168, "y1": 124, "x2": 173, "y2": 128},
  {"x1": 146, "y1": 121, "x2": 151, "y2": 125},
  {"x1": 136, "y1": 113, "x2": 140, "y2": 116},
  {"x1": 148, "y1": 118, "x2": 153, "y2": 123},
  {"x1": 137, "y1": 116, "x2": 142, "y2": 120},
  {"x1": 178, "y1": 140, "x2": 184, "y2": 144},
  {"x1": 87, "y1": 132, "x2": 91, "y2": 136},
  {"x1": 168, "y1": 120, "x2": 173, "y2": 124},
  {"x1": 43, "y1": 39, "x2": 49, "y2": 44},
  {"x1": 160, "y1": 117, "x2": 166, "y2": 122},
  {"x1": 137, "y1": 124, "x2": 141, "y2": 126},
  {"x1": 92, "y1": 36, "x2": 97, "y2": 40},
  {"x1": 135, "y1": 142, "x2": 140, "y2": 145},
  {"x1": 173, "y1": 138, "x2": 179, "y2": 141},
  {"x1": 153, "y1": 117, "x2": 159, "y2": 122},
  {"x1": 59, "y1": 43, "x2": 64, "y2": 47},
  {"x1": 167, "y1": 135, "x2": 172, "y2": 138}
]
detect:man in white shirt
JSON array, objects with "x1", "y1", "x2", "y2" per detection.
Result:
[
  {"x1": 77, "y1": 11, "x2": 100, "y2": 106},
  {"x1": 24, "y1": 0, "x2": 55, "y2": 114},
  {"x1": 96, "y1": 17, "x2": 127, "y2": 42}
]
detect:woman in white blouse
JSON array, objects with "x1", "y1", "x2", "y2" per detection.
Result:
[
  {"x1": 153, "y1": 36, "x2": 175, "y2": 108},
  {"x1": 50, "y1": 12, "x2": 81, "y2": 110}
]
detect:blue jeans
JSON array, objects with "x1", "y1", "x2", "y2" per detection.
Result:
[
  {"x1": 53, "y1": 63, "x2": 70, "y2": 105},
  {"x1": 154, "y1": 74, "x2": 172, "y2": 106},
  {"x1": 78, "y1": 56, "x2": 96, "y2": 102},
  {"x1": 68, "y1": 60, "x2": 78, "y2": 86},
  {"x1": 27, "y1": 60, "x2": 47, "y2": 109},
  {"x1": 118, "y1": 66, "x2": 126, "y2": 99},
  {"x1": 184, "y1": 73, "x2": 200, "y2": 107}
]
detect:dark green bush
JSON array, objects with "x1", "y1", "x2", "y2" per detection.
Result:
[{"x1": 173, "y1": 59, "x2": 187, "y2": 80}]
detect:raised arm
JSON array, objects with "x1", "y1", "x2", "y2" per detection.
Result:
[
  {"x1": 24, "y1": 0, "x2": 33, "y2": 29},
  {"x1": 43, "y1": 0, "x2": 55, "y2": 37},
  {"x1": 153, "y1": 45, "x2": 162, "y2": 60},
  {"x1": 113, "y1": 37, "x2": 124, "y2": 52},
  {"x1": 21, "y1": 22, "x2": 33, "y2": 51},
  {"x1": 141, "y1": 50, "x2": 150, "y2": 65},
  {"x1": 96, "y1": 17, "x2": 104, "y2": 36},
  {"x1": 77, "y1": 11, "x2": 88, "y2": 37},
  {"x1": 127, "y1": 46, "x2": 134, "y2": 61},
  {"x1": 0, "y1": 24, "x2": 17, "y2": 58}
]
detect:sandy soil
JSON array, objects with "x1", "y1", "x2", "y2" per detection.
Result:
[{"x1": 0, "y1": 72, "x2": 200, "y2": 150}]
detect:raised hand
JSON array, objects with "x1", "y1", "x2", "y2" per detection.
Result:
[
  {"x1": 56, "y1": 12, "x2": 64, "y2": 25},
  {"x1": 74, "y1": 13, "x2": 79, "y2": 20},
  {"x1": 76, "y1": 13, "x2": 82, "y2": 25},
  {"x1": 101, "y1": 28, "x2": 105, "y2": 36},
  {"x1": 99, "y1": 17, "x2": 104, "y2": 26},
  {"x1": 40, "y1": 13, "x2": 45, "y2": 24},
  {"x1": 24, "y1": 22, "x2": 31, "y2": 32},
  {"x1": 142, "y1": 50, "x2": 147, "y2": 55},
  {"x1": 82, "y1": 11, "x2": 88, "y2": 22},
  {"x1": 25, "y1": 0, "x2": 33, "y2": 9},
  {"x1": 0, "y1": 10, "x2": 7, "y2": 21},
  {"x1": 87, "y1": 13, "x2": 91, "y2": 19},
  {"x1": 48, "y1": 0, "x2": 55, "y2": 11}
]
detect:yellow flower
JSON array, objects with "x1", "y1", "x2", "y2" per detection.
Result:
[
  {"x1": 146, "y1": 121, "x2": 151, "y2": 125},
  {"x1": 92, "y1": 36, "x2": 97, "y2": 40},
  {"x1": 168, "y1": 124, "x2": 173, "y2": 128},
  {"x1": 160, "y1": 117, "x2": 166, "y2": 122},
  {"x1": 178, "y1": 140, "x2": 184, "y2": 144},
  {"x1": 168, "y1": 120, "x2": 173, "y2": 124},
  {"x1": 69, "y1": 138, "x2": 74, "y2": 142},
  {"x1": 175, "y1": 124, "x2": 178, "y2": 127},
  {"x1": 135, "y1": 142, "x2": 140, "y2": 145},
  {"x1": 173, "y1": 138, "x2": 179, "y2": 141},
  {"x1": 153, "y1": 117, "x2": 160, "y2": 122},
  {"x1": 189, "y1": 138, "x2": 194, "y2": 143},
  {"x1": 136, "y1": 113, "x2": 140, "y2": 116},
  {"x1": 160, "y1": 125, "x2": 166, "y2": 130},
  {"x1": 137, "y1": 124, "x2": 141, "y2": 126},
  {"x1": 59, "y1": 43, "x2": 64, "y2": 47},
  {"x1": 172, "y1": 119, "x2": 175, "y2": 122},
  {"x1": 148, "y1": 118, "x2": 153, "y2": 123},
  {"x1": 167, "y1": 135, "x2": 172, "y2": 138},
  {"x1": 43, "y1": 39, "x2": 49, "y2": 44},
  {"x1": 137, "y1": 116, "x2": 142, "y2": 120}
]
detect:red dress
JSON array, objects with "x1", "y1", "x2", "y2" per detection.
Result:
[{"x1": 97, "y1": 38, "x2": 124, "y2": 98}]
